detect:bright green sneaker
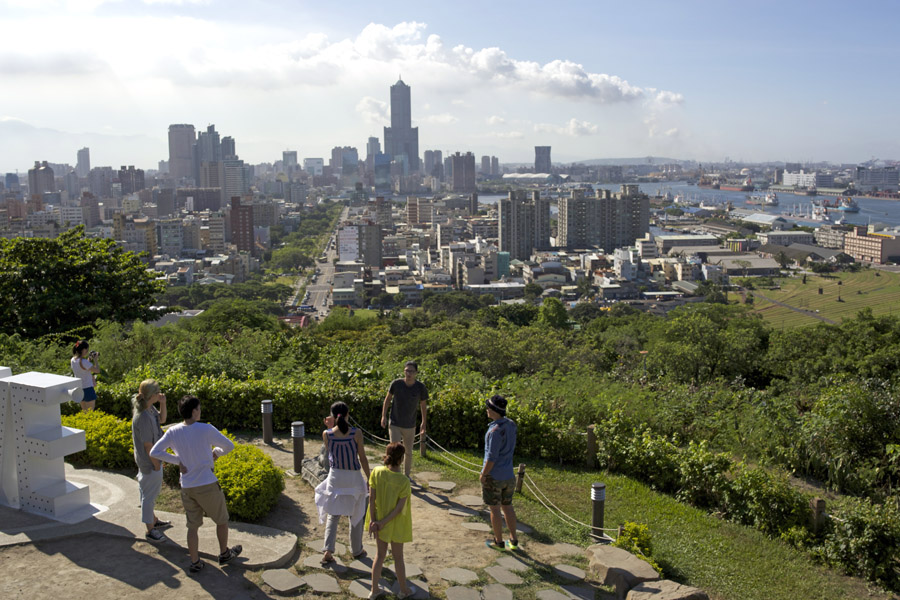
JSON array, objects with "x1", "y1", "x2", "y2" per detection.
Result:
[{"x1": 505, "y1": 538, "x2": 520, "y2": 551}]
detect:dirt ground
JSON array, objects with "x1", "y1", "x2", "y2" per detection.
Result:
[{"x1": 0, "y1": 435, "x2": 574, "y2": 599}]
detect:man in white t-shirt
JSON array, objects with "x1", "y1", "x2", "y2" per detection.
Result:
[{"x1": 149, "y1": 395, "x2": 242, "y2": 574}]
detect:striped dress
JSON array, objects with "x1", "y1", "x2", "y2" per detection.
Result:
[{"x1": 314, "y1": 427, "x2": 368, "y2": 525}]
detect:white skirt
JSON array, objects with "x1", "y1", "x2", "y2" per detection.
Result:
[{"x1": 314, "y1": 467, "x2": 368, "y2": 526}]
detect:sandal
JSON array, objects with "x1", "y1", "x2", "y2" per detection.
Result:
[
  {"x1": 218, "y1": 545, "x2": 243, "y2": 565},
  {"x1": 189, "y1": 560, "x2": 205, "y2": 574},
  {"x1": 320, "y1": 554, "x2": 336, "y2": 566}
]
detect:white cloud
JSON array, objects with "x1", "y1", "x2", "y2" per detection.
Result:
[
  {"x1": 534, "y1": 118, "x2": 599, "y2": 137},
  {"x1": 486, "y1": 115, "x2": 506, "y2": 125},
  {"x1": 356, "y1": 96, "x2": 388, "y2": 125},
  {"x1": 143, "y1": 0, "x2": 210, "y2": 5},
  {"x1": 492, "y1": 131, "x2": 524, "y2": 139},
  {"x1": 422, "y1": 113, "x2": 458, "y2": 124}
]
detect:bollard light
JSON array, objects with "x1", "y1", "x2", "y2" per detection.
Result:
[
  {"x1": 591, "y1": 482, "x2": 606, "y2": 542},
  {"x1": 292, "y1": 420, "x2": 305, "y2": 472},
  {"x1": 261, "y1": 399, "x2": 274, "y2": 444}
]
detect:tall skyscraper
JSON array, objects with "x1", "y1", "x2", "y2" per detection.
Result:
[
  {"x1": 383, "y1": 79, "x2": 420, "y2": 172},
  {"x1": 193, "y1": 125, "x2": 221, "y2": 184},
  {"x1": 451, "y1": 152, "x2": 476, "y2": 193},
  {"x1": 76, "y1": 147, "x2": 90, "y2": 178},
  {"x1": 366, "y1": 137, "x2": 381, "y2": 171},
  {"x1": 118, "y1": 165, "x2": 145, "y2": 195},
  {"x1": 168, "y1": 124, "x2": 195, "y2": 181},
  {"x1": 27, "y1": 161, "x2": 55, "y2": 196},
  {"x1": 498, "y1": 190, "x2": 550, "y2": 261},
  {"x1": 491, "y1": 156, "x2": 499, "y2": 176},
  {"x1": 283, "y1": 151, "x2": 298, "y2": 173},
  {"x1": 221, "y1": 136, "x2": 236, "y2": 159},
  {"x1": 535, "y1": 146, "x2": 552, "y2": 173}
]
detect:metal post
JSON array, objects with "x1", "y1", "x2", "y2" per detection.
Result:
[
  {"x1": 591, "y1": 482, "x2": 606, "y2": 541},
  {"x1": 515, "y1": 463, "x2": 526, "y2": 493},
  {"x1": 292, "y1": 421, "x2": 305, "y2": 473},
  {"x1": 586, "y1": 425, "x2": 597, "y2": 469},
  {"x1": 261, "y1": 399, "x2": 273, "y2": 444}
]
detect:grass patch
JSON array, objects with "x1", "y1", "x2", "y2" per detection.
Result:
[
  {"x1": 751, "y1": 269, "x2": 900, "y2": 328},
  {"x1": 415, "y1": 448, "x2": 893, "y2": 600}
]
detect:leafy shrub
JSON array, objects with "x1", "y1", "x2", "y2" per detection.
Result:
[
  {"x1": 676, "y1": 440, "x2": 733, "y2": 509},
  {"x1": 215, "y1": 444, "x2": 285, "y2": 521},
  {"x1": 819, "y1": 496, "x2": 900, "y2": 589},
  {"x1": 62, "y1": 410, "x2": 134, "y2": 469},
  {"x1": 612, "y1": 521, "x2": 662, "y2": 575},
  {"x1": 725, "y1": 464, "x2": 809, "y2": 536}
]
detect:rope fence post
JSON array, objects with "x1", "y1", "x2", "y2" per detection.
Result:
[
  {"x1": 515, "y1": 463, "x2": 526, "y2": 493},
  {"x1": 292, "y1": 421, "x2": 305, "y2": 472},
  {"x1": 261, "y1": 399, "x2": 273, "y2": 444},
  {"x1": 591, "y1": 482, "x2": 606, "y2": 541},
  {"x1": 586, "y1": 424, "x2": 597, "y2": 469}
]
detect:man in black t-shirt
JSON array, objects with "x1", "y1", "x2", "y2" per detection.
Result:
[{"x1": 381, "y1": 360, "x2": 428, "y2": 477}]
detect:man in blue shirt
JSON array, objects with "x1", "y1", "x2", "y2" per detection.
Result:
[{"x1": 480, "y1": 394, "x2": 519, "y2": 550}]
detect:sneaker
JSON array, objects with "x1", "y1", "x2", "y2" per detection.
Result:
[
  {"x1": 485, "y1": 539, "x2": 505, "y2": 551},
  {"x1": 145, "y1": 528, "x2": 167, "y2": 543},
  {"x1": 367, "y1": 586, "x2": 382, "y2": 600},
  {"x1": 153, "y1": 519, "x2": 172, "y2": 530},
  {"x1": 218, "y1": 544, "x2": 243, "y2": 565},
  {"x1": 505, "y1": 538, "x2": 519, "y2": 551},
  {"x1": 189, "y1": 560, "x2": 205, "y2": 574}
]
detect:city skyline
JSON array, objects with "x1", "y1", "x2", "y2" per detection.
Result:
[{"x1": 2, "y1": 0, "x2": 900, "y2": 172}]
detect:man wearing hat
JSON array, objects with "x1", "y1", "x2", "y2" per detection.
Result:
[{"x1": 480, "y1": 394, "x2": 519, "y2": 550}]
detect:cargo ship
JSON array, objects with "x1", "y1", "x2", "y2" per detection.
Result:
[
  {"x1": 746, "y1": 191, "x2": 778, "y2": 207},
  {"x1": 720, "y1": 177, "x2": 754, "y2": 192},
  {"x1": 819, "y1": 195, "x2": 860, "y2": 213}
]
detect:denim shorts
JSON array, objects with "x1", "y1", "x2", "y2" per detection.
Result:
[{"x1": 82, "y1": 386, "x2": 98, "y2": 402}]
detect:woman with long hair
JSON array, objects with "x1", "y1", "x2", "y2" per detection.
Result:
[
  {"x1": 70, "y1": 340, "x2": 100, "y2": 411},
  {"x1": 130, "y1": 379, "x2": 170, "y2": 542},
  {"x1": 314, "y1": 401, "x2": 371, "y2": 565}
]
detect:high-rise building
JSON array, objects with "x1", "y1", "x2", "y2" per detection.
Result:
[
  {"x1": 451, "y1": 152, "x2": 476, "y2": 193},
  {"x1": 118, "y1": 165, "x2": 145, "y2": 195},
  {"x1": 27, "y1": 161, "x2": 55, "y2": 196},
  {"x1": 221, "y1": 136, "x2": 236, "y2": 159},
  {"x1": 283, "y1": 151, "x2": 298, "y2": 174},
  {"x1": 383, "y1": 79, "x2": 420, "y2": 172},
  {"x1": 303, "y1": 158, "x2": 324, "y2": 176},
  {"x1": 366, "y1": 137, "x2": 381, "y2": 171},
  {"x1": 230, "y1": 197, "x2": 254, "y2": 254},
  {"x1": 193, "y1": 125, "x2": 221, "y2": 183},
  {"x1": 88, "y1": 167, "x2": 114, "y2": 198},
  {"x1": 498, "y1": 190, "x2": 550, "y2": 261},
  {"x1": 168, "y1": 124, "x2": 195, "y2": 181},
  {"x1": 535, "y1": 146, "x2": 552, "y2": 173},
  {"x1": 481, "y1": 156, "x2": 491, "y2": 174},
  {"x1": 491, "y1": 156, "x2": 499, "y2": 176},
  {"x1": 76, "y1": 147, "x2": 90, "y2": 178},
  {"x1": 557, "y1": 187, "x2": 649, "y2": 252},
  {"x1": 5, "y1": 173, "x2": 20, "y2": 192}
]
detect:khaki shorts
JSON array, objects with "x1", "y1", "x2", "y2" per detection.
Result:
[
  {"x1": 181, "y1": 481, "x2": 229, "y2": 530},
  {"x1": 482, "y1": 476, "x2": 516, "y2": 506}
]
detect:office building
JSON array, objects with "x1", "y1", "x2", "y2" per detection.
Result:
[
  {"x1": 221, "y1": 136, "x2": 236, "y2": 159},
  {"x1": 303, "y1": 158, "x2": 324, "y2": 176},
  {"x1": 76, "y1": 147, "x2": 90, "y2": 178},
  {"x1": 843, "y1": 226, "x2": 900, "y2": 264},
  {"x1": 498, "y1": 190, "x2": 550, "y2": 261},
  {"x1": 491, "y1": 156, "x2": 499, "y2": 176},
  {"x1": 366, "y1": 137, "x2": 381, "y2": 170},
  {"x1": 451, "y1": 152, "x2": 476, "y2": 193},
  {"x1": 28, "y1": 161, "x2": 55, "y2": 197},
  {"x1": 481, "y1": 156, "x2": 491, "y2": 174},
  {"x1": 283, "y1": 151, "x2": 298, "y2": 174},
  {"x1": 383, "y1": 79, "x2": 420, "y2": 172},
  {"x1": 230, "y1": 197, "x2": 254, "y2": 254},
  {"x1": 193, "y1": 125, "x2": 221, "y2": 183},
  {"x1": 118, "y1": 166, "x2": 145, "y2": 195},
  {"x1": 167, "y1": 124, "x2": 195, "y2": 181},
  {"x1": 535, "y1": 146, "x2": 551, "y2": 173},
  {"x1": 855, "y1": 166, "x2": 899, "y2": 192}
]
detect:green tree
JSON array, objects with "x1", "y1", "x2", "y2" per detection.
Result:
[
  {"x1": 523, "y1": 282, "x2": 543, "y2": 301},
  {"x1": 576, "y1": 277, "x2": 594, "y2": 299},
  {"x1": 0, "y1": 226, "x2": 165, "y2": 338},
  {"x1": 537, "y1": 297, "x2": 569, "y2": 329}
]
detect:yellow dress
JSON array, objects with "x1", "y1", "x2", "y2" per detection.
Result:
[{"x1": 365, "y1": 466, "x2": 412, "y2": 543}]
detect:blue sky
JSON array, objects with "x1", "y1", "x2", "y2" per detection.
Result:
[{"x1": 1, "y1": 0, "x2": 899, "y2": 172}]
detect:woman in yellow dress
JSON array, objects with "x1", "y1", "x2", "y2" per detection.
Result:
[{"x1": 366, "y1": 442, "x2": 413, "y2": 599}]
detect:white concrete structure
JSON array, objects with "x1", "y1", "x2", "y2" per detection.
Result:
[{"x1": 0, "y1": 369, "x2": 93, "y2": 520}]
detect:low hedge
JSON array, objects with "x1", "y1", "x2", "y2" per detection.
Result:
[
  {"x1": 215, "y1": 444, "x2": 285, "y2": 521},
  {"x1": 61, "y1": 410, "x2": 133, "y2": 469}
]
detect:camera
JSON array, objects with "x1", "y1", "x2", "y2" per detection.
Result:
[{"x1": 89, "y1": 350, "x2": 99, "y2": 359}]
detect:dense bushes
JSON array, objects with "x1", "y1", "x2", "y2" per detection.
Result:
[
  {"x1": 61, "y1": 410, "x2": 134, "y2": 469},
  {"x1": 215, "y1": 444, "x2": 285, "y2": 521}
]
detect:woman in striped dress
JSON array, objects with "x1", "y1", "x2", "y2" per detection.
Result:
[{"x1": 314, "y1": 401, "x2": 371, "y2": 564}]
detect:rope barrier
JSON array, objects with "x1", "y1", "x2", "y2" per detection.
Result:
[
  {"x1": 524, "y1": 472, "x2": 619, "y2": 533},
  {"x1": 348, "y1": 416, "x2": 423, "y2": 445},
  {"x1": 424, "y1": 439, "x2": 482, "y2": 475},
  {"x1": 425, "y1": 435, "x2": 483, "y2": 468}
]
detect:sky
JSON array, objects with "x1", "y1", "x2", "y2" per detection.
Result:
[{"x1": 2, "y1": 0, "x2": 900, "y2": 173}]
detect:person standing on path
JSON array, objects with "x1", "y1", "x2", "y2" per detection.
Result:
[
  {"x1": 315, "y1": 401, "x2": 371, "y2": 565},
  {"x1": 366, "y1": 442, "x2": 413, "y2": 600},
  {"x1": 149, "y1": 395, "x2": 242, "y2": 574},
  {"x1": 480, "y1": 394, "x2": 520, "y2": 551},
  {"x1": 381, "y1": 361, "x2": 428, "y2": 478},
  {"x1": 70, "y1": 340, "x2": 99, "y2": 411},
  {"x1": 131, "y1": 379, "x2": 171, "y2": 543}
]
